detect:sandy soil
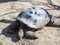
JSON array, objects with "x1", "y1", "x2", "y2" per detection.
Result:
[{"x1": 0, "y1": 0, "x2": 60, "y2": 45}]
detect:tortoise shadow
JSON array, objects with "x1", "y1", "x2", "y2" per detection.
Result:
[
  {"x1": 55, "y1": 16, "x2": 60, "y2": 19},
  {"x1": 46, "y1": 24, "x2": 60, "y2": 28},
  {"x1": 0, "y1": 19, "x2": 13, "y2": 24},
  {"x1": 1, "y1": 21, "x2": 20, "y2": 42}
]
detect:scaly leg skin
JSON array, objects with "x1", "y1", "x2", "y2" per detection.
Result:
[
  {"x1": 8, "y1": 20, "x2": 20, "y2": 34},
  {"x1": 24, "y1": 30, "x2": 39, "y2": 39}
]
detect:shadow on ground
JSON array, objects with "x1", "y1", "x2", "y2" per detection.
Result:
[
  {"x1": 2, "y1": 24, "x2": 20, "y2": 42},
  {"x1": 55, "y1": 16, "x2": 60, "y2": 19},
  {"x1": 0, "y1": 0, "x2": 31, "y2": 3},
  {"x1": 1, "y1": 20, "x2": 20, "y2": 42},
  {"x1": 0, "y1": 0, "x2": 16, "y2": 3},
  {"x1": 46, "y1": 24, "x2": 60, "y2": 28},
  {"x1": 47, "y1": 0, "x2": 60, "y2": 10},
  {"x1": 30, "y1": 0, "x2": 60, "y2": 10},
  {"x1": 0, "y1": 19, "x2": 13, "y2": 24}
]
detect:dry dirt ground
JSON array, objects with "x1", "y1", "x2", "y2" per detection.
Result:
[{"x1": 0, "y1": 0, "x2": 60, "y2": 45}]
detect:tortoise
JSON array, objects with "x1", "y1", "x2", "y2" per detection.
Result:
[{"x1": 8, "y1": 6, "x2": 54, "y2": 39}]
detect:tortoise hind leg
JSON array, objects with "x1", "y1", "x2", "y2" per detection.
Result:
[{"x1": 7, "y1": 20, "x2": 20, "y2": 34}]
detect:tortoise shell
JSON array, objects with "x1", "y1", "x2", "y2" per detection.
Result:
[{"x1": 17, "y1": 6, "x2": 52, "y2": 29}]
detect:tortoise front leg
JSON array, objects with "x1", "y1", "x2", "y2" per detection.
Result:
[
  {"x1": 8, "y1": 20, "x2": 20, "y2": 34},
  {"x1": 18, "y1": 23, "x2": 24, "y2": 39},
  {"x1": 18, "y1": 28, "x2": 24, "y2": 39}
]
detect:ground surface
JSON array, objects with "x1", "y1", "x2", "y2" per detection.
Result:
[{"x1": 0, "y1": 0, "x2": 60, "y2": 45}]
